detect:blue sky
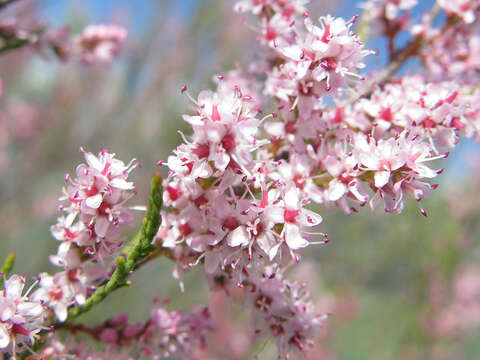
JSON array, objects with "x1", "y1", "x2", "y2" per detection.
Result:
[{"x1": 41, "y1": 0, "x2": 201, "y2": 33}]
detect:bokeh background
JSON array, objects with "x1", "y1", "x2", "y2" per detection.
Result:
[{"x1": 1, "y1": 1, "x2": 479, "y2": 359}]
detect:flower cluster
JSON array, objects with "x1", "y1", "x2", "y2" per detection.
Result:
[
  {"x1": 34, "y1": 149, "x2": 138, "y2": 322},
  {"x1": 437, "y1": 0, "x2": 479, "y2": 24},
  {"x1": 263, "y1": 14, "x2": 371, "y2": 102},
  {"x1": 0, "y1": 12, "x2": 44, "y2": 50},
  {"x1": 243, "y1": 265, "x2": 325, "y2": 358},
  {"x1": 161, "y1": 71, "x2": 328, "y2": 258},
  {"x1": 39, "y1": 302, "x2": 211, "y2": 359},
  {"x1": 154, "y1": 68, "x2": 327, "y2": 352},
  {"x1": 148, "y1": 0, "x2": 480, "y2": 356},
  {"x1": 74, "y1": 24, "x2": 128, "y2": 65},
  {"x1": 0, "y1": 4, "x2": 127, "y2": 66},
  {"x1": 415, "y1": 5, "x2": 480, "y2": 84},
  {"x1": 0, "y1": 0, "x2": 480, "y2": 358},
  {"x1": 0, "y1": 275, "x2": 46, "y2": 358},
  {"x1": 359, "y1": 0, "x2": 417, "y2": 38}
]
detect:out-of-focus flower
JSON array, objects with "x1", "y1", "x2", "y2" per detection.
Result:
[
  {"x1": 437, "y1": 0, "x2": 479, "y2": 24},
  {"x1": 74, "y1": 25, "x2": 127, "y2": 65}
]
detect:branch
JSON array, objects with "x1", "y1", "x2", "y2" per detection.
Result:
[
  {"x1": 0, "y1": 37, "x2": 29, "y2": 54},
  {"x1": 0, "y1": 27, "x2": 45, "y2": 55}
]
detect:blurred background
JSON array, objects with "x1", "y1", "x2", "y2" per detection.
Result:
[{"x1": 0, "y1": 1, "x2": 479, "y2": 359}]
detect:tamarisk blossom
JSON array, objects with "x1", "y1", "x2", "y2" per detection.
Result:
[
  {"x1": 0, "y1": 275, "x2": 46, "y2": 358},
  {"x1": 6, "y1": 0, "x2": 480, "y2": 357},
  {"x1": 34, "y1": 149, "x2": 138, "y2": 323},
  {"x1": 235, "y1": 0, "x2": 480, "y2": 219},
  {"x1": 264, "y1": 15, "x2": 372, "y2": 107},
  {"x1": 155, "y1": 68, "x2": 328, "y2": 358},
  {"x1": 157, "y1": 71, "x2": 326, "y2": 277},
  {"x1": 0, "y1": 5, "x2": 126, "y2": 65},
  {"x1": 203, "y1": 264, "x2": 327, "y2": 357},
  {"x1": 416, "y1": 12, "x2": 480, "y2": 83},
  {"x1": 242, "y1": 265, "x2": 326, "y2": 358},
  {"x1": 235, "y1": 1, "x2": 372, "y2": 105},
  {"x1": 360, "y1": 0, "x2": 417, "y2": 23},
  {"x1": 234, "y1": 0, "x2": 310, "y2": 16},
  {"x1": 437, "y1": 0, "x2": 479, "y2": 24},
  {"x1": 74, "y1": 24, "x2": 127, "y2": 65},
  {"x1": 39, "y1": 303, "x2": 212, "y2": 359}
]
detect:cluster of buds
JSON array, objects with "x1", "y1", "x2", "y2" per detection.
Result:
[
  {"x1": 39, "y1": 301, "x2": 211, "y2": 359},
  {"x1": 243, "y1": 265, "x2": 325, "y2": 357}
]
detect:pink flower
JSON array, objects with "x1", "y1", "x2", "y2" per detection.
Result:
[
  {"x1": 243, "y1": 266, "x2": 326, "y2": 358},
  {"x1": 437, "y1": 0, "x2": 479, "y2": 24},
  {"x1": 75, "y1": 24, "x2": 127, "y2": 64},
  {"x1": 60, "y1": 149, "x2": 137, "y2": 260},
  {"x1": 234, "y1": 0, "x2": 309, "y2": 16},
  {"x1": 0, "y1": 275, "x2": 45, "y2": 357},
  {"x1": 269, "y1": 15, "x2": 372, "y2": 97},
  {"x1": 360, "y1": 0, "x2": 417, "y2": 22},
  {"x1": 264, "y1": 183, "x2": 323, "y2": 259},
  {"x1": 32, "y1": 273, "x2": 71, "y2": 322}
]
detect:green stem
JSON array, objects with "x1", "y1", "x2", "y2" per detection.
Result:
[
  {"x1": 0, "y1": 38, "x2": 29, "y2": 54},
  {"x1": 68, "y1": 173, "x2": 163, "y2": 319},
  {"x1": 0, "y1": 252, "x2": 15, "y2": 277}
]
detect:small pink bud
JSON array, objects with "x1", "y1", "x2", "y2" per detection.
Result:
[{"x1": 99, "y1": 328, "x2": 118, "y2": 344}]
